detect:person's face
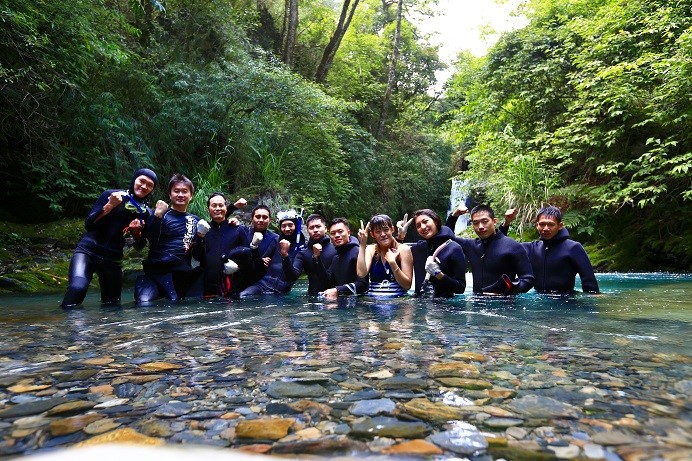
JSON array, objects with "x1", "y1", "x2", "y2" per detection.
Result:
[
  {"x1": 132, "y1": 175, "x2": 155, "y2": 199},
  {"x1": 307, "y1": 219, "x2": 326, "y2": 241},
  {"x1": 169, "y1": 182, "x2": 192, "y2": 210},
  {"x1": 471, "y1": 211, "x2": 497, "y2": 239},
  {"x1": 415, "y1": 215, "x2": 438, "y2": 240},
  {"x1": 329, "y1": 223, "x2": 350, "y2": 247},
  {"x1": 371, "y1": 225, "x2": 393, "y2": 247},
  {"x1": 536, "y1": 215, "x2": 563, "y2": 240},
  {"x1": 280, "y1": 221, "x2": 296, "y2": 236},
  {"x1": 207, "y1": 196, "x2": 227, "y2": 223},
  {"x1": 252, "y1": 209, "x2": 271, "y2": 232}
]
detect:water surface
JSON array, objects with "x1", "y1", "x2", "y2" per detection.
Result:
[{"x1": 0, "y1": 273, "x2": 690, "y2": 459}]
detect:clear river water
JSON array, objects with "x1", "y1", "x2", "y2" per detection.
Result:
[{"x1": 0, "y1": 273, "x2": 690, "y2": 460}]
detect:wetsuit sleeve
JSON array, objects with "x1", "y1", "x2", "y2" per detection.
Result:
[
  {"x1": 437, "y1": 246, "x2": 467, "y2": 294},
  {"x1": 191, "y1": 235, "x2": 206, "y2": 263},
  {"x1": 84, "y1": 191, "x2": 113, "y2": 231},
  {"x1": 511, "y1": 245, "x2": 534, "y2": 293},
  {"x1": 315, "y1": 257, "x2": 333, "y2": 291},
  {"x1": 334, "y1": 249, "x2": 368, "y2": 296},
  {"x1": 144, "y1": 214, "x2": 165, "y2": 252},
  {"x1": 283, "y1": 252, "x2": 304, "y2": 283},
  {"x1": 445, "y1": 214, "x2": 459, "y2": 231},
  {"x1": 573, "y1": 243, "x2": 599, "y2": 293},
  {"x1": 335, "y1": 277, "x2": 368, "y2": 296}
]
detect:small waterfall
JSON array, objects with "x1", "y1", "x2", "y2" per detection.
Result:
[{"x1": 449, "y1": 178, "x2": 470, "y2": 234}]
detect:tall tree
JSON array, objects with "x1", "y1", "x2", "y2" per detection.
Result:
[
  {"x1": 282, "y1": 0, "x2": 299, "y2": 67},
  {"x1": 375, "y1": 0, "x2": 403, "y2": 138},
  {"x1": 314, "y1": 0, "x2": 360, "y2": 83}
]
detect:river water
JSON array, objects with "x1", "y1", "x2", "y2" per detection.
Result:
[{"x1": 0, "y1": 273, "x2": 690, "y2": 460}]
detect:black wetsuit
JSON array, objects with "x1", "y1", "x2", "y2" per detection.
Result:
[
  {"x1": 447, "y1": 215, "x2": 534, "y2": 294},
  {"x1": 135, "y1": 209, "x2": 201, "y2": 303},
  {"x1": 62, "y1": 189, "x2": 150, "y2": 307},
  {"x1": 317, "y1": 240, "x2": 369, "y2": 296},
  {"x1": 233, "y1": 227, "x2": 291, "y2": 296},
  {"x1": 192, "y1": 220, "x2": 248, "y2": 297},
  {"x1": 522, "y1": 227, "x2": 599, "y2": 293},
  {"x1": 411, "y1": 226, "x2": 467, "y2": 297},
  {"x1": 283, "y1": 235, "x2": 354, "y2": 295}
]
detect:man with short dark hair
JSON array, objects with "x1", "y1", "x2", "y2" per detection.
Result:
[
  {"x1": 233, "y1": 205, "x2": 291, "y2": 297},
  {"x1": 191, "y1": 193, "x2": 248, "y2": 297},
  {"x1": 447, "y1": 204, "x2": 534, "y2": 294},
  {"x1": 502, "y1": 206, "x2": 599, "y2": 293},
  {"x1": 281, "y1": 214, "x2": 339, "y2": 295},
  {"x1": 135, "y1": 173, "x2": 201, "y2": 303},
  {"x1": 62, "y1": 168, "x2": 158, "y2": 308},
  {"x1": 316, "y1": 217, "x2": 368, "y2": 299}
]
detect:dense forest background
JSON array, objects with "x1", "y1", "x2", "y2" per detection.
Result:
[{"x1": 1, "y1": 0, "x2": 690, "y2": 270}]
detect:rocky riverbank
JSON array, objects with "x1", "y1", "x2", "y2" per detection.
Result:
[{"x1": 0, "y1": 220, "x2": 144, "y2": 294}]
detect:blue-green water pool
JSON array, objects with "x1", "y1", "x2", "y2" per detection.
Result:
[{"x1": 0, "y1": 273, "x2": 690, "y2": 460}]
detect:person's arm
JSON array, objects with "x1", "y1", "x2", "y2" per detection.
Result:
[
  {"x1": 191, "y1": 234, "x2": 206, "y2": 263},
  {"x1": 191, "y1": 220, "x2": 210, "y2": 262},
  {"x1": 225, "y1": 197, "x2": 247, "y2": 218},
  {"x1": 395, "y1": 214, "x2": 413, "y2": 242},
  {"x1": 282, "y1": 250, "x2": 304, "y2": 283},
  {"x1": 433, "y1": 245, "x2": 467, "y2": 294},
  {"x1": 143, "y1": 202, "x2": 168, "y2": 252},
  {"x1": 573, "y1": 243, "x2": 600, "y2": 293},
  {"x1": 357, "y1": 245, "x2": 375, "y2": 278},
  {"x1": 510, "y1": 245, "x2": 534, "y2": 293},
  {"x1": 315, "y1": 253, "x2": 333, "y2": 291},
  {"x1": 335, "y1": 278, "x2": 368, "y2": 295},
  {"x1": 84, "y1": 191, "x2": 118, "y2": 231},
  {"x1": 444, "y1": 203, "x2": 468, "y2": 232},
  {"x1": 498, "y1": 208, "x2": 517, "y2": 236},
  {"x1": 385, "y1": 245, "x2": 413, "y2": 291}
]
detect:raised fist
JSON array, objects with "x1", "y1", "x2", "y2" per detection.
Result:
[
  {"x1": 279, "y1": 239, "x2": 291, "y2": 257},
  {"x1": 196, "y1": 219, "x2": 211, "y2": 236},
  {"x1": 154, "y1": 200, "x2": 169, "y2": 218},
  {"x1": 250, "y1": 232, "x2": 263, "y2": 249}
]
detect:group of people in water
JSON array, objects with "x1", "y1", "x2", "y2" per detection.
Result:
[{"x1": 61, "y1": 169, "x2": 599, "y2": 309}]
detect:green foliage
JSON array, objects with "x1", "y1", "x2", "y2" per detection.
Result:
[{"x1": 441, "y1": 0, "x2": 691, "y2": 269}]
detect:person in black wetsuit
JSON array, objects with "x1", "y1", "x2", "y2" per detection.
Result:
[
  {"x1": 191, "y1": 193, "x2": 249, "y2": 297},
  {"x1": 276, "y1": 209, "x2": 306, "y2": 263},
  {"x1": 135, "y1": 174, "x2": 201, "y2": 303},
  {"x1": 234, "y1": 205, "x2": 291, "y2": 297},
  {"x1": 61, "y1": 168, "x2": 158, "y2": 308},
  {"x1": 500, "y1": 206, "x2": 599, "y2": 293},
  {"x1": 281, "y1": 214, "x2": 344, "y2": 295},
  {"x1": 316, "y1": 217, "x2": 369, "y2": 299},
  {"x1": 404, "y1": 209, "x2": 466, "y2": 297},
  {"x1": 446, "y1": 204, "x2": 534, "y2": 295}
]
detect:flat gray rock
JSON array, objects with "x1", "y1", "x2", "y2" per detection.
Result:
[
  {"x1": 429, "y1": 421, "x2": 488, "y2": 455},
  {"x1": 350, "y1": 416, "x2": 429, "y2": 438},
  {"x1": 349, "y1": 398, "x2": 396, "y2": 416},
  {"x1": 508, "y1": 395, "x2": 583, "y2": 419},
  {"x1": 0, "y1": 397, "x2": 68, "y2": 418},
  {"x1": 266, "y1": 381, "x2": 328, "y2": 398}
]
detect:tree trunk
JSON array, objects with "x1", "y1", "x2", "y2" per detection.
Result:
[
  {"x1": 375, "y1": 0, "x2": 403, "y2": 139},
  {"x1": 314, "y1": 0, "x2": 360, "y2": 84},
  {"x1": 283, "y1": 0, "x2": 299, "y2": 68}
]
